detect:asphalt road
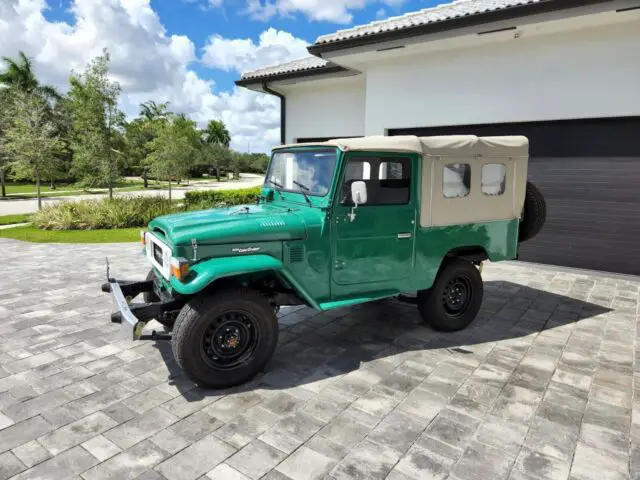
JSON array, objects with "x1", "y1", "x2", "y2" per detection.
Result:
[{"x1": 0, "y1": 174, "x2": 265, "y2": 215}]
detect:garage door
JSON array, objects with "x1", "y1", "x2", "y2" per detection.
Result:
[{"x1": 389, "y1": 117, "x2": 640, "y2": 276}]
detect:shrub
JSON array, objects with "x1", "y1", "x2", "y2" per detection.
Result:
[
  {"x1": 32, "y1": 196, "x2": 177, "y2": 230},
  {"x1": 184, "y1": 187, "x2": 261, "y2": 210}
]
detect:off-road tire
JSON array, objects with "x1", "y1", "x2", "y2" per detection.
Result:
[
  {"x1": 171, "y1": 288, "x2": 278, "y2": 389},
  {"x1": 143, "y1": 270, "x2": 160, "y2": 304},
  {"x1": 417, "y1": 258, "x2": 483, "y2": 332},
  {"x1": 519, "y1": 181, "x2": 546, "y2": 243}
]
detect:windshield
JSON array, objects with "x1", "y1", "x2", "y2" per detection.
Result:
[{"x1": 265, "y1": 148, "x2": 338, "y2": 197}]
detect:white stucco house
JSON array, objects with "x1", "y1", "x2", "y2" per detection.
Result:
[{"x1": 236, "y1": 0, "x2": 640, "y2": 276}]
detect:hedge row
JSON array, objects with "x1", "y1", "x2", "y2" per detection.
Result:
[
  {"x1": 32, "y1": 196, "x2": 177, "y2": 230},
  {"x1": 184, "y1": 187, "x2": 261, "y2": 210},
  {"x1": 32, "y1": 187, "x2": 263, "y2": 230}
]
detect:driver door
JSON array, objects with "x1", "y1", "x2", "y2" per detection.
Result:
[{"x1": 331, "y1": 153, "x2": 417, "y2": 297}]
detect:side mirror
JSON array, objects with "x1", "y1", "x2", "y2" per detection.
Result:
[
  {"x1": 351, "y1": 180, "x2": 367, "y2": 206},
  {"x1": 348, "y1": 181, "x2": 367, "y2": 222}
]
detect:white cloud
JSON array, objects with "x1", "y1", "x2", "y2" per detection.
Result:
[
  {"x1": 245, "y1": 0, "x2": 404, "y2": 24},
  {"x1": 0, "y1": 0, "x2": 291, "y2": 152},
  {"x1": 202, "y1": 28, "x2": 309, "y2": 73},
  {"x1": 376, "y1": 8, "x2": 386, "y2": 19}
]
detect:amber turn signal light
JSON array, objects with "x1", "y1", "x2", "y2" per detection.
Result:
[{"x1": 170, "y1": 257, "x2": 190, "y2": 281}]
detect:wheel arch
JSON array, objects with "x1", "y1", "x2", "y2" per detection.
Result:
[
  {"x1": 170, "y1": 255, "x2": 320, "y2": 309},
  {"x1": 444, "y1": 245, "x2": 489, "y2": 265}
]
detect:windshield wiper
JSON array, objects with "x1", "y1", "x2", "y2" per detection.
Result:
[
  {"x1": 266, "y1": 179, "x2": 284, "y2": 199},
  {"x1": 292, "y1": 180, "x2": 312, "y2": 206}
]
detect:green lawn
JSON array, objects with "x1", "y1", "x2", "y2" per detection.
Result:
[
  {"x1": 0, "y1": 213, "x2": 31, "y2": 226},
  {"x1": 0, "y1": 226, "x2": 139, "y2": 243}
]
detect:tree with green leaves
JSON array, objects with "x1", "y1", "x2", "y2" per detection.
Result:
[
  {"x1": 203, "y1": 119, "x2": 231, "y2": 148},
  {"x1": 68, "y1": 49, "x2": 125, "y2": 199},
  {"x1": 198, "y1": 142, "x2": 233, "y2": 181},
  {"x1": 123, "y1": 101, "x2": 172, "y2": 187},
  {"x1": 0, "y1": 51, "x2": 65, "y2": 195},
  {"x1": 3, "y1": 89, "x2": 64, "y2": 209},
  {"x1": 145, "y1": 116, "x2": 197, "y2": 200}
]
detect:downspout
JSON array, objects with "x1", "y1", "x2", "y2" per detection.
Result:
[{"x1": 262, "y1": 80, "x2": 286, "y2": 145}]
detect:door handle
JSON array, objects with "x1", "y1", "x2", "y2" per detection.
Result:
[{"x1": 397, "y1": 233, "x2": 412, "y2": 239}]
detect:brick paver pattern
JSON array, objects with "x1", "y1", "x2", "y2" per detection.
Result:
[{"x1": 0, "y1": 238, "x2": 638, "y2": 480}]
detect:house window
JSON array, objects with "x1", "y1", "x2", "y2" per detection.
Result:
[
  {"x1": 341, "y1": 157, "x2": 411, "y2": 205},
  {"x1": 443, "y1": 163, "x2": 471, "y2": 198},
  {"x1": 482, "y1": 164, "x2": 506, "y2": 196}
]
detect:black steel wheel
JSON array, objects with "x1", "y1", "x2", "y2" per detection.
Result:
[
  {"x1": 201, "y1": 312, "x2": 260, "y2": 371},
  {"x1": 418, "y1": 258, "x2": 483, "y2": 332},
  {"x1": 171, "y1": 288, "x2": 278, "y2": 389}
]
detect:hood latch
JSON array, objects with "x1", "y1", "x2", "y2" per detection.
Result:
[{"x1": 191, "y1": 238, "x2": 198, "y2": 261}]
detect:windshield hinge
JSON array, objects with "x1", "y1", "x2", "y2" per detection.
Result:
[{"x1": 191, "y1": 238, "x2": 198, "y2": 261}]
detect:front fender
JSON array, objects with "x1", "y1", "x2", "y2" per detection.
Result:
[{"x1": 169, "y1": 255, "x2": 320, "y2": 309}]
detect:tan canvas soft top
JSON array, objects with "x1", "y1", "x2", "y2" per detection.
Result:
[
  {"x1": 274, "y1": 134, "x2": 530, "y2": 227},
  {"x1": 275, "y1": 135, "x2": 529, "y2": 157}
]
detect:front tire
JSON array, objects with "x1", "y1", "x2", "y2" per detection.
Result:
[
  {"x1": 171, "y1": 288, "x2": 278, "y2": 389},
  {"x1": 417, "y1": 259, "x2": 483, "y2": 332}
]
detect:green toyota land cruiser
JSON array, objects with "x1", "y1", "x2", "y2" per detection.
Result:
[{"x1": 102, "y1": 135, "x2": 546, "y2": 389}]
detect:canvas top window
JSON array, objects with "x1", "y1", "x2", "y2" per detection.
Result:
[
  {"x1": 266, "y1": 149, "x2": 338, "y2": 197},
  {"x1": 443, "y1": 163, "x2": 471, "y2": 198},
  {"x1": 482, "y1": 163, "x2": 506, "y2": 196}
]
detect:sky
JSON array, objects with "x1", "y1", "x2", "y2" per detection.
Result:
[{"x1": 0, "y1": 0, "x2": 440, "y2": 152}]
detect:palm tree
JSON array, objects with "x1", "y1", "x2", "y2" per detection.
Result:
[
  {"x1": 139, "y1": 100, "x2": 170, "y2": 122},
  {"x1": 0, "y1": 51, "x2": 61, "y2": 100},
  {"x1": 204, "y1": 119, "x2": 231, "y2": 148}
]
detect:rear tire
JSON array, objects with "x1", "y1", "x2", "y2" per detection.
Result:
[
  {"x1": 417, "y1": 259, "x2": 483, "y2": 332},
  {"x1": 171, "y1": 288, "x2": 278, "y2": 389},
  {"x1": 519, "y1": 181, "x2": 546, "y2": 243}
]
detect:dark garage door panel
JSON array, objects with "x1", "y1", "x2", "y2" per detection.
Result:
[
  {"x1": 518, "y1": 156, "x2": 640, "y2": 275},
  {"x1": 388, "y1": 119, "x2": 640, "y2": 276}
]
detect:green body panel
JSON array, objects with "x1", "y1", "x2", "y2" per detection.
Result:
[
  {"x1": 144, "y1": 146, "x2": 521, "y2": 310},
  {"x1": 148, "y1": 203, "x2": 307, "y2": 249},
  {"x1": 414, "y1": 219, "x2": 519, "y2": 291}
]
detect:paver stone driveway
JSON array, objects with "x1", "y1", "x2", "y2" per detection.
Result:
[{"x1": 0, "y1": 239, "x2": 638, "y2": 480}]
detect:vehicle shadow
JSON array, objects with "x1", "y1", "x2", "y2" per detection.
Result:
[{"x1": 152, "y1": 280, "x2": 612, "y2": 401}]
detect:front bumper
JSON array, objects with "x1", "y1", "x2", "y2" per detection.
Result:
[{"x1": 102, "y1": 277, "x2": 176, "y2": 341}]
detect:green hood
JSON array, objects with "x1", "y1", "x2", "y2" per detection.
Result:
[{"x1": 148, "y1": 203, "x2": 308, "y2": 246}]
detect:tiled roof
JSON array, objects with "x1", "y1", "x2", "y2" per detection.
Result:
[
  {"x1": 238, "y1": 0, "x2": 544, "y2": 83},
  {"x1": 314, "y1": 0, "x2": 541, "y2": 44},
  {"x1": 239, "y1": 56, "x2": 330, "y2": 81}
]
